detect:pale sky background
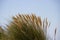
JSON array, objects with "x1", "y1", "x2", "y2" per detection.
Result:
[{"x1": 0, "y1": 0, "x2": 60, "y2": 40}]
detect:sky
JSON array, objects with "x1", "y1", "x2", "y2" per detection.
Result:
[{"x1": 0, "y1": 0, "x2": 60, "y2": 40}]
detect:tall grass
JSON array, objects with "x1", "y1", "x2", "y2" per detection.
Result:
[{"x1": 0, "y1": 14, "x2": 51, "y2": 40}]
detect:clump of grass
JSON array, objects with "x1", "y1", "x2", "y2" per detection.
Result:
[{"x1": 0, "y1": 14, "x2": 47, "y2": 40}]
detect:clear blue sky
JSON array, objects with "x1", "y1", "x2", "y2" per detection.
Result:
[{"x1": 0, "y1": 0, "x2": 60, "y2": 40}]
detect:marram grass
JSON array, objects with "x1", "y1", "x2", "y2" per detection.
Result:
[{"x1": 0, "y1": 14, "x2": 46, "y2": 40}]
